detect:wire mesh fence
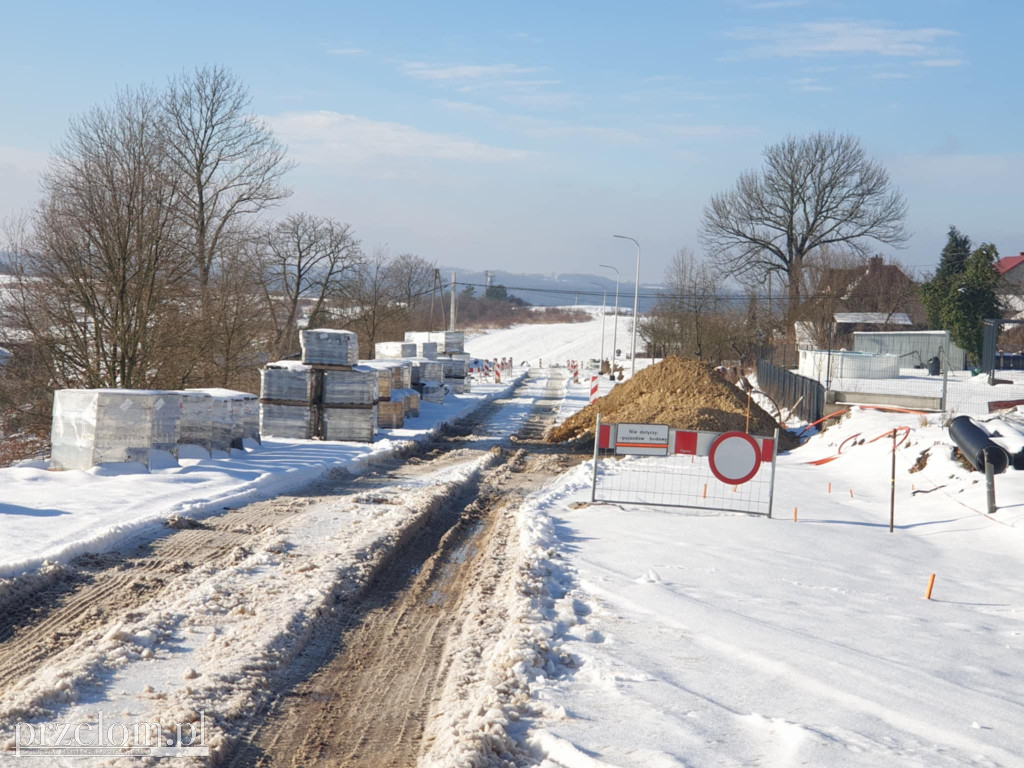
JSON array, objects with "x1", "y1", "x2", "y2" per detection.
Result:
[{"x1": 590, "y1": 419, "x2": 778, "y2": 517}]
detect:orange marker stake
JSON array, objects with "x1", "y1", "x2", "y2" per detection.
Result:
[
  {"x1": 702, "y1": 483, "x2": 708, "y2": 499},
  {"x1": 828, "y1": 482, "x2": 832, "y2": 494},
  {"x1": 849, "y1": 489, "x2": 854, "y2": 499},
  {"x1": 793, "y1": 507, "x2": 798, "y2": 522},
  {"x1": 925, "y1": 573, "x2": 936, "y2": 600},
  {"x1": 733, "y1": 485, "x2": 738, "y2": 493}
]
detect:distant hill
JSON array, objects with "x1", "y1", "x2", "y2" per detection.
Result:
[{"x1": 443, "y1": 268, "x2": 662, "y2": 312}]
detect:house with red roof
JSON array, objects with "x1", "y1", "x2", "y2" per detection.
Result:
[{"x1": 996, "y1": 252, "x2": 1024, "y2": 288}]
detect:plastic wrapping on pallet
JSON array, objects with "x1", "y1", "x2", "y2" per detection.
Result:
[
  {"x1": 355, "y1": 361, "x2": 394, "y2": 400},
  {"x1": 51, "y1": 389, "x2": 158, "y2": 470},
  {"x1": 178, "y1": 391, "x2": 213, "y2": 451},
  {"x1": 260, "y1": 403, "x2": 312, "y2": 439},
  {"x1": 374, "y1": 341, "x2": 417, "y2": 359},
  {"x1": 149, "y1": 392, "x2": 182, "y2": 455},
  {"x1": 409, "y1": 358, "x2": 444, "y2": 385},
  {"x1": 437, "y1": 356, "x2": 470, "y2": 378},
  {"x1": 323, "y1": 368, "x2": 379, "y2": 405},
  {"x1": 376, "y1": 399, "x2": 405, "y2": 429},
  {"x1": 405, "y1": 330, "x2": 465, "y2": 354},
  {"x1": 414, "y1": 380, "x2": 445, "y2": 403},
  {"x1": 322, "y1": 405, "x2": 377, "y2": 443},
  {"x1": 391, "y1": 388, "x2": 420, "y2": 417},
  {"x1": 261, "y1": 362, "x2": 312, "y2": 401},
  {"x1": 300, "y1": 328, "x2": 359, "y2": 366},
  {"x1": 444, "y1": 377, "x2": 470, "y2": 394},
  {"x1": 401, "y1": 336, "x2": 437, "y2": 359},
  {"x1": 185, "y1": 388, "x2": 258, "y2": 449}
]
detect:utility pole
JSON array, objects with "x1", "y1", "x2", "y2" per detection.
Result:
[{"x1": 450, "y1": 271, "x2": 457, "y2": 331}]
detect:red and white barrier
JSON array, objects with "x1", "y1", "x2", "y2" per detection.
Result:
[{"x1": 590, "y1": 375, "x2": 599, "y2": 403}]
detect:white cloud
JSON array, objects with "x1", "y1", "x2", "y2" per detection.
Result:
[
  {"x1": 265, "y1": 111, "x2": 533, "y2": 166},
  {"x1": 328, "y1": 47, "x2": 367, "y2": 56},
  {"x1": 726, "y1": 21, "x2": 959, "y2": 59},
  {"x1": 916, "y1": 58, "x2": 965, "y2": 68},
  {"x1": 789, "y1": 76, "x2": 834, "y2": 92},
  {"x1": 402, "y1": 62, "x2": 541, "y2": 80}
]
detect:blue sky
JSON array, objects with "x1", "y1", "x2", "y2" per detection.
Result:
[{"x1": 1, "y1": 0, "x2": 1021, "y2": 284}]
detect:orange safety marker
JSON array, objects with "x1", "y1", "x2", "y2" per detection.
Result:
[
  {"x1": 702, "y1": 483, "x2": 708, "y2": 499},
  {"x1": 925, "y1": 573, "x2": 936, "y2": 600},
  {"x1": 849, "y1": 489, "x2": 854, "y2": 499},
  {"x1": 828, "y1": 482, "x2": 832, "y2": 494},
  {"x1": 793, "y1": 507, "x2": 798, "y2": 522}
]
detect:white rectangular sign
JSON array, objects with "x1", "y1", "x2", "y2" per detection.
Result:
[{"x1": 615, "y1": 423, "x2": 670, "y2": 456}]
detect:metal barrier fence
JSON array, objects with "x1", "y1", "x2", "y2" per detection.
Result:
[
  {"x1": 590, "y1": 416, "x2": 779, "y2": 517},
  {"x1": 756, "y1": 359, "x2": 824, "y2": 424}
]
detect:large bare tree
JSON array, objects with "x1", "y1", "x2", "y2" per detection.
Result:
[
  {"x1": 163, "y1": 65, "x2": 294, "y2": 292},
  {"x1": 255, "y1": 213, "x2": 362, "y2": 360},
  {"x1": 6, "y1": 88, "x2": 193, "y2": 391},
  {"x1": 699, "y1": 132, "x2": 909, "y2": 320}
]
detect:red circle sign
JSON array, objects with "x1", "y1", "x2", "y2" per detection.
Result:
[{"x1": 708, "y1": 431, "x2": 761, "y2": 485}]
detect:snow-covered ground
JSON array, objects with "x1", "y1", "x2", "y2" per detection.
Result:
[
  {"x1": 0, "y1": 378, "x2": 522, "y2": 580},
  {"x1": 496, "y1": 360, "x2": 1024, "y2": 767},
  {"x1": 466, "y1": 309, "x2": 650, "y2": 372}
]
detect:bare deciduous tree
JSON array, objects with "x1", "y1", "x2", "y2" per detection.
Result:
[
  {"x1": 255, "y1": 213, "x2": 362, "y2": 360},
  {"x1": 163, "y1": 65, "x2": 294, "y2": 292},
  {"x1": 7, "y1": 88, "x2": 192, "y2": 391},
  {"x1": 700, "y1": 132, "x2": 909, "y2": 320}
]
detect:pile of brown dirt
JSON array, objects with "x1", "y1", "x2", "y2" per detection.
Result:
[{"x1": 547, "y1": 356, "x2": 794, "y2": 447}]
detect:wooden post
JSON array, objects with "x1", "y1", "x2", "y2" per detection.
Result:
[
  {"x1": 745, "y1": 391, "x2": 751, "y2": 434},
  {"x1": 985, "y1": 453, "x2": 996, "y2": 514}
]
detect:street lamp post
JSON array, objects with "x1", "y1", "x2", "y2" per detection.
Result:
[
  {"x1": 613, "y1": 235, "x2": 641, "y2": 376},
  {"x1": 589, "y1": 281, "x2": 607, "y2": 374},
  {"x1": 599, "y1": 264, "x2": 620, "y2": 380}
]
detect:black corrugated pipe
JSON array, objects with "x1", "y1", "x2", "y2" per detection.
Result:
[{"x1": 949, "y1": 416, "x2": 1010, "y2": 474}]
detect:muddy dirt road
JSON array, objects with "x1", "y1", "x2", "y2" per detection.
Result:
[{"x1": 0, "y1": 370, "x2": 582, "y2": 767}]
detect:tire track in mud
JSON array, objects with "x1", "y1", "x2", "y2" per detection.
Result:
[
  {"x1": 222, "y1": 373, "x2": 575, "y2": 768},
  {"x1": 0, "y1": 372, "x2": 570, "y2": 717}
]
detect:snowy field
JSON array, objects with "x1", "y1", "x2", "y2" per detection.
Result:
[
  {"x1": 825, "y1": 366, "x2": 1024, "y2": 414},
  {"x1": 498, "y1": 355, "x2": 1024, "y2": 767},
  {"x1": 466, "y1": 307, "x2": 653, "y2": 373},
  {"x1": 0, "y1": 378, "x2": 523, "y2": 580}
]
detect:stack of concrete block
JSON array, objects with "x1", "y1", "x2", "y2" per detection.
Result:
[
  {"x1": 437, "y1": 356, "x2": 471, "y2": 394},
  {"x1": 374, "y1": 341, "x2": 417, "y2": 359},
  {"x1": 259, "y1": 362, "x2": 314, "y2": 439},
  {"x1": 186, "y1": 388, "x2": 259, "y2": 449},
  {"x1": 403, "y1": 332, "x2": 438, "y2": 360},
  {"x1": 390, "y1": 388, "x2": 420, "y2": 418},
  {"x1": 300, "y1": 328, "x2": 359, "y2": 366},
  {"x1": 50, "y1": 390, "x2": 165, "y2": 470},
  {"x1": 429, "y1": 331, "x2": 465, "y2": 354},
  {"x1": 409, "y1": 359, "x2": 445, "y2": 404}
]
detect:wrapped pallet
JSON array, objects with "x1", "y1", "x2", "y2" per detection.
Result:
[
  {"x1": 260, "y1": 404, "x2": 312, "y2": 439},
  {"x1": 429, "y1": 331, "x2": 465, "y2": 353},
  {"x1": 260, "y1": 362, "x2": 313, "y2": 439},
  {"x1": 261, "y1": 362, "x2": 312, "y2": 401},
  {"x1": 300, "y1": 328, "x2": 359, "y2": 367},
  {"x1": 322, "y1": 406, "x2": 377, "y2": 442},
  {"x1": 356, "y1": 361, "x2": 394, "y2": 400},
  {"x1": 374, "y1": 341, "x2": 416, "y2": 359},
  {"x1": 402, "y1": 333, "x2": 438, "y2": 359},
  {"x1": 186, "y1": 388, "x2": 258, "y2": 449},
  {"x1": 415, "y1": 380, "x2": 445, "y2": 404},
  {"x1": 323, "y1": 368, "x2": 379, "y2": 406},
  {"x1": 409, "y1": 359, "x2": 444, "y2": 385},
  {"x1": 377, "y1": 399, "x2": 405, "y2": 429},
  {"x1": 391, "y1": 388, "x2": 420, "y2": 418},
  {"x1": 178, "y1": 390, "x2": 214, "y2": 452},
  {"x1": 51, "y1": 389, "x2": 157, "y2": 471},
  {"x1": 150, "y1": 391, "x2": 182, "y2": 456},
  {"x1": 396, "y1": 361, "x2": 413, "y2": 389}
]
